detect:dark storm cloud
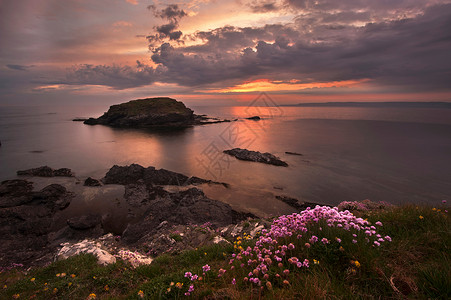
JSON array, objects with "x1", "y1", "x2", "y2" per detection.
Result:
[
  {"x1": 6, "y1": 64, "x2": 34, "y2": 71},
  {"x1": 146, "y1": 3, "x2": 451, "y2": 90},
  {"x1": 148, "y1": 4, "x2": 187, "y2": 22},
  {"x1": 146, "y1": 4, "x2": 187, "y2": 45},
  {"x1": 248, "y1": 1, "x2": 280, "y2": 13},
  {"x1": 63, "y1": 2, "x2": 451, "y2": 91},
  {"x1": 65, "y1": 61, "x2": 159, "y2": 89}
]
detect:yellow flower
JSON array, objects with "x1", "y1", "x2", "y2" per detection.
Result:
[
  {"x1": 68, "y1": 282, "x2": 72, "y2": 287},
  {"x1": 339, "y1": 246, "x2": 345, "y2": 251},
  {"x1": 419, "y1": 215, "x2": 424, "y2": 219},
  {"x1": 204, "y1": 252, "x2": 207, "y2": 256},
  {"x1": 3, "y1": 284, "x2": 7, "y2": 289},
  {"x1": 354, "y1": 260, "x2": 361, "y2": 268},
  {"x1": 313, "y1": 259, "x2": 319, "y2": 264},
  {"x1": 93, "y1": 276, "x2": 96, "y2": 279},
  {"x1": 104, "y1": 285, "x2": 109, "y2": 291},
  {"x1": 12, "y1": 294, "x2": 20, "y2": 299},
  {"x1": 71, "y1": 274, "x2": 76, "y2": 278},
  {"x1": 167, "y1": 287, "x2": 171, "y2": 293},
  {"x1": 432, "y1": 208, "x2": 437, "y2": 211},
  {"x1": 53, "y1": 288, "x2": 58, "y2": 294},
  {"x1": 60, "y1": 273, "x2": 66, "y2": 277},
  {"x1": 175, "y1": 282, "x2": 183, "y2": 289},
  {"x1": 30, "y1": 278, "x2": 35, "y2": 282},
  {"x1": 56, "y1": 273, "x2": 61, "y2": 277},
  {"x1": 137, "y1": 290, "x2": 144, "y2": 298},
  {"x1": 87, "y1": 293, "x2": 96, "y2": 299},
  {"x1": 437, "y1": 209, "x2": 441, "y2": 212},
  {"x1": 350, "y1": 268, "x2": 357, "y2": 275}
]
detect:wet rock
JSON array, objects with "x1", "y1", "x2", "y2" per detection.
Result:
[
  {"x1": 17, "y1": 166, "x2": 74, "y2": 177},
  {"x1": 0, "y1": 182, "x2": 74, "y2": 267},
  {"x1": 72, "y1": 118, "x2": 88, "y2": 121},
  {"x1": 223, "y1": 148, "x2": 288, "y2": 167},
  {"x1": 246, "y1": 116, "x2": 261, "y2": 120},
  {"x1": 67, "y1": 214, "x2": 102, "y2": 230},
  {"x1": 84, "y1": 177, "x2": 102, "y2": 186},
  {"x1": 0, "y1": 180, "x2": 33, "y2": 208}
]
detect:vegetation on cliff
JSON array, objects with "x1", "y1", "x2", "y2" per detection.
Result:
[{"x1": 1, "y1": 203, "x2": 449, "y2": 299}]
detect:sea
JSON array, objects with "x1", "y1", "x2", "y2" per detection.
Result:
[{"x1": 1, "y1": 103, "x2": 450, "y2": 223}]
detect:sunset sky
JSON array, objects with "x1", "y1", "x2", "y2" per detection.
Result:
[{"x1": 1, "y1": 0, "x2": 450, "y2": 106}]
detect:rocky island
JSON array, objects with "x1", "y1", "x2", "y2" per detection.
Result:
[{"x1": 83, "y1": 97, "x2": 229, "y2": 128}]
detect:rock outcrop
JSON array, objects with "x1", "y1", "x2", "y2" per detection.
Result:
[
  {"x1": 17, "y1": 166, "x2": 74, "y2": 177},
  {"x1": 83, "y1": 97, "x2": 195, "y2": 128},
  {"x1": 223, "y1": 148, "x2": 288, "y2": 167},
  {"x1": 0, "y1": 180, "x2": 74, "y2": 267}
]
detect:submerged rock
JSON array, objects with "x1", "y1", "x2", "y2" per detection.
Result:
[
  {"x1": 246, "y1": 116, "x2": 261, "y2": 120},
  {"x1": 83, "y1": 97, "x2": 195, "y2": 128},
  {"x1": 17, "y1": 166, "x2": 74, "y2": 177},
  {"x1": 67, "y1": 214, "x2": 102, "y2": 230},
  {"x1": 223, "y1": 148, "x2": 288, "y2": 167}
]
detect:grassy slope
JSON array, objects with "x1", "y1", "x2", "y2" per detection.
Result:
[{"x1": 1, "y1": 204, "x2": 449, "y2": 299}]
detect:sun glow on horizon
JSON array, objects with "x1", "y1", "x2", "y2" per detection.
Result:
[{"x1": 201, "y1": 78, "x2": 371, "y2": 93}]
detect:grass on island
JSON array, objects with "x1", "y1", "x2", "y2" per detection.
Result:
[{"x1": 1, "y1": 204, "x2": 449, "y2": 299}]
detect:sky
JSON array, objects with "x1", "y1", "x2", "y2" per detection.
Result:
[{"x1": 1, "y1": 0, "x2": 451, "y2": 106}]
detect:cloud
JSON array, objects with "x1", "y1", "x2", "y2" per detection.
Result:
[
  {"x1": 248, "y1": 1, "x2": 280, "y2": 13},
  {"x1": 65, "y1": 61, "x2": 159, "y2": 89},
  {"x1": 65, "y1": 2, "x2": 451, "y2": 92},
  {"x1": 146, "y1": 4, "x2": 188, "y2": 45},
  {"x1": 148, "y1": 4, "x2": 187, "y2": 22},
  {"x1": 6, "y1": 64, "x2": 34, "y2": 71},
  {"x1": 126, "y1": 0, "x2": 138, "y2": 5}
]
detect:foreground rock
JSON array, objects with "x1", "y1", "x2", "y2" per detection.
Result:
[
  {"x1": 103, "y1": 164, "x2": 228, "y2": 187},
  {"x1": 0, "y1": 180, "x2": 74, "y2": 267},
  {"x1": 17, "y1": 166, "x2": 74, "y2": 177},
  {"x1": 224, "y1": 148, "x2": 288, "y2": 167},
  {"x1": 121, "y1": 187, "x2": 253, "y2": 244},
  {"x1": 0, "y1": 164, "x2": 251, "y2": 267}
]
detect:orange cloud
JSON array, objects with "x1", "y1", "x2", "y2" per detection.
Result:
[
  {"x1": 202, "y1": 78, "x2": 371, "y2": 93},
  {"x1": 125, "y1": 0, "x2": 138, "y2": 5}
]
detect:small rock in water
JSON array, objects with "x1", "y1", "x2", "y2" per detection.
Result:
[
  {"x1": 285, "y1": 151, "x2": 303, "y2": 156},
  {"x1": 223, "y1": 148, "x2": 288, "y2": 167},
  {"x1": 246, "y1": 116, "x2": 261, "y2": 120}
]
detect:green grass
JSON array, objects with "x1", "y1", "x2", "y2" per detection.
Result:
[{"x1": 1, "y1": 204, "x2": 449, "y2": 299}]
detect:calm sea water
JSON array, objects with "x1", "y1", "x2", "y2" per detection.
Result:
[{"x1": 1, "y1": 104, "x2": 450, "y2": 218}]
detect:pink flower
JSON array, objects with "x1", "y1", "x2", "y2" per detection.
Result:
[
  {"x1": 232, "y1": 278, "x2": 236, "y2": 285},
  {"x1": 375, "y1": 221, "x2": 383, "y2": 226},
  {"x1": 202, "y1": 264, "x2": 210, "y2": 272},
  {"x1": 384, "y1": 236, "x2": 392, "y2": 242}
]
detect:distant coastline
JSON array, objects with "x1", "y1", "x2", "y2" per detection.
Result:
[{"x1": 282, "y1": 101, "x2": 451, "y2": 108}]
